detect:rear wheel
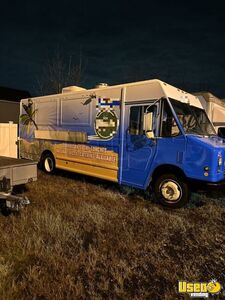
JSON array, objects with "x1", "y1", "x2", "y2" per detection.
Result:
[
  {"x1": 41, "y1": 153, "x2": 55, "y2": 174},
  {"x1": 153, "y1": 173, "x2": 189, "y2": 208}
]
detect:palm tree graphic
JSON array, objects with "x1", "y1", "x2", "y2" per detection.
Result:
[{"x1": 20, "y1": 98, "x2": 38, "y2": 135}]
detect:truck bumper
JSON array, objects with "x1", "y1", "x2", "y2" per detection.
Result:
[
  {"x1": 189, "y1": 178, "x2": 225, "y2": 192},
  {"x1": 203, "y1": 179, "x2": 225, "y2": 187}
]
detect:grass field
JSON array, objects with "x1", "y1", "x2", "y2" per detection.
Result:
[{"x1": 0, "y1": 170, "x2": 225, "y2": 299}]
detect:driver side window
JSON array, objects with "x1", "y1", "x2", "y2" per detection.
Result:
[
  {"x1": 161, "y1": 100, "x2": 180, "y2": 137},
  {"x1": 129, "y1": 104, "x2": 157, "y2": 135}
]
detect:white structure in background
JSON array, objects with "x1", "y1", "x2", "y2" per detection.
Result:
[
  {"x1": 194, "y1": 92, "x2": 225, "y2": 136},
  {"x1": 0, "y1": 122, "x2": 18, "y2": 158},
  {"x1": 0, "y1": 100, "x2": 20, "y2": 123}
]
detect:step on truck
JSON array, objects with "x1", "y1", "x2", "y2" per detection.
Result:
[{"x1": 19, "y1": 79, "x2": 225, "y2": 208}]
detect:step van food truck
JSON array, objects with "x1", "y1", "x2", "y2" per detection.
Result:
[{"x1": 19, "y1": 79, "x2": 225, "y2": 208}]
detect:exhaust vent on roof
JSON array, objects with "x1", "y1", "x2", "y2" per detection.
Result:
[
  {"x1": 95, "y1": 83, "x2": 109, "y2": 88},
  {"x1": 62, "y1": 86, "x2": 86, "y2": 93}
]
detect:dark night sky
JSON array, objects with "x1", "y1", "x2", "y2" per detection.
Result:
[{"x1": 0, "y1": 1, "x2": 225, "y2": 97}]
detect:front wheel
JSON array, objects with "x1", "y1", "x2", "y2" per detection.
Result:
[
  {"x1": 41, "y1": 153, "x2": 55, "y2": 174},
  {"x1": 153, "y1": 173, "x2": 189, "y2": 208}
]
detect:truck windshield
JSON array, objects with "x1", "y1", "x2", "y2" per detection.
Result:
[{"x1": 170, "y1": 99, "x2": 216, "y2": 136}]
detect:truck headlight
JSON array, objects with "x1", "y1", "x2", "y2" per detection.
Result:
[{"x1": 218, "y1": 153, "x2": 223, "y2": 167}]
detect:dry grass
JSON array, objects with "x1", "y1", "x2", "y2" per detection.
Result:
[{"x1": 0, "y1": 170, "x2": 225, "y2": 299}]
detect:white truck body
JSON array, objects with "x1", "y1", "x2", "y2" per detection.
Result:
[{"x1": 194, "y1": 92, "x2": 225, "y2": 133}]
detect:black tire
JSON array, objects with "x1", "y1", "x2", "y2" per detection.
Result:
[
  {"x1": 153, "y1": 173, "x2": 189, "y2": 208},
  {"x1": 41, "y1": 153, "x2": 55, "y2": 174}
]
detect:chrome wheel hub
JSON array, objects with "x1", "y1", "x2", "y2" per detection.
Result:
[
  {"x1": 160, "y1": 180, "x2": 182, "y2": 202},
  {"x1": 44, "y1": 158, "x2": 53, "y2": 172}
]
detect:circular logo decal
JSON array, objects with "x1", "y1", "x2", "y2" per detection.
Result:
[{"x1": 95, "y1": 110, "x2": 118, "y2": 139}]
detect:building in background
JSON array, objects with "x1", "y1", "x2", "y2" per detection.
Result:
[
  {"x1": 0, "y1": 86, "x2": 30, "y2": 123},
  {"x1": 194, "y1": 92, "x2": 225, "y2": 137}
]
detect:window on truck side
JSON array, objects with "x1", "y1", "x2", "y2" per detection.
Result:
[
  {"x1": 160, "y1": 100, "x2": 180, "y2": 137},
  {"x1": 129, "y1": 105, "x2": 157, "y2": 135}
]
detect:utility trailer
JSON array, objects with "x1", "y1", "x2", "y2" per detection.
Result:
[{"x1": 0, "y1": 156, "x2": 37, "y2": 212}]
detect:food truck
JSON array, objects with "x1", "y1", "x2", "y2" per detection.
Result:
[{"x1": 19, "y1": 79, "x2": 225, "y2": 207}]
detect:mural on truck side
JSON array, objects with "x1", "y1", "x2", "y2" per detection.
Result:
[
  {"x1": 19, "y1": 95, "x2": 120, "y2": 169},
  {"x1": 20, "y1": 99, "x2": 38, "y2": 134}
]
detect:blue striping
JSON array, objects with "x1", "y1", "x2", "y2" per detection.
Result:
[
  {"x1": 112, "y1": 101, "x2": 120, "y2": 106},
  {"x1": 97, "y1": 98, "x2": 120, "y2": 107}
]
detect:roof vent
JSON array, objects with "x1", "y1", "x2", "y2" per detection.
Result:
[
  {"x1": 62, "y1": 86, "x2": 86, "y2": 93},
  {"x1": 95, "y1": 83, "x2": 109, "y2": 89}
]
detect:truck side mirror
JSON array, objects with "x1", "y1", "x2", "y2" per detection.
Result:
[
  {"x1": 218, "y1": 127, "x2": 225, "y2": 139},
  {"x1": 143, "y1": 112, "x2": 154, "y2": 138}
]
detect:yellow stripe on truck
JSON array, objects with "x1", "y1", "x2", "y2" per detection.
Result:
[{"x1": 56, "y1": 156, "x2": 118, "y2": 182}]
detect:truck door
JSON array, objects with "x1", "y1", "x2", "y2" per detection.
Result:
[{"x1": 120, "y1": 103, "x2": 158, "y2": 188}]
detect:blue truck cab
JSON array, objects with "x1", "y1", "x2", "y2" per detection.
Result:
[{"x1": 19, "y1": 79, "x2": 225, "y2": 208}]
